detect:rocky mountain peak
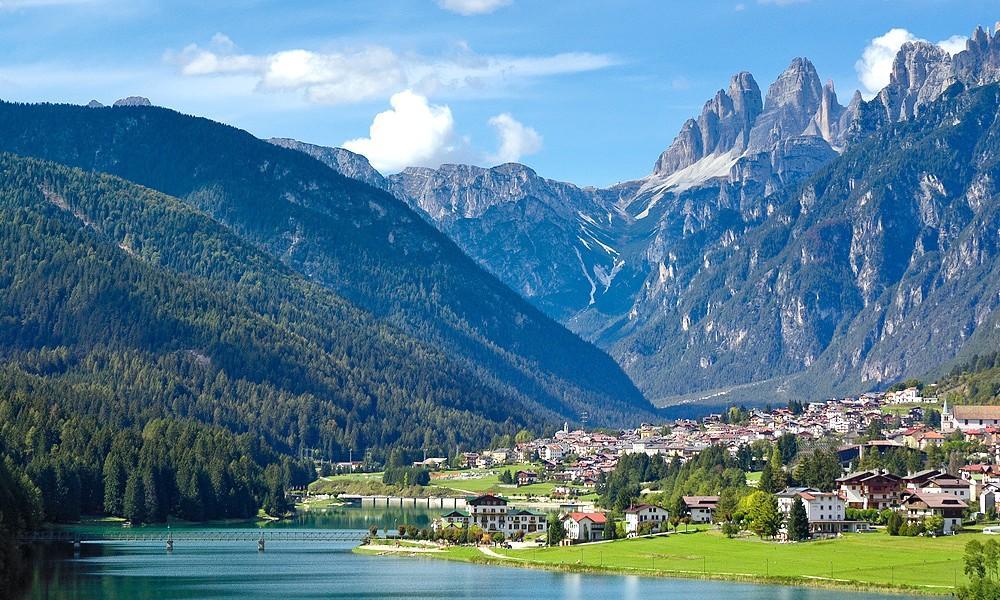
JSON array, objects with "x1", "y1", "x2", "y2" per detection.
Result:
[
  {"x1": 652, "y1": 71, "x2": 762, "y2": 177},
  {"x1": 952, "y1": 23, "x2": 1000, "y2": 89},
  {"x1": 86, "y1": 100, "x2": 105, "y2": 108},
  {"x1": 266, "y1": 138, "x2": 390, "y2": 193},
  {"x1": 764, "y1": 57, "x2": 823, "y2": 111},
  {"x1": 112, "y1": 96, "x2": 151, "y2": 107}
]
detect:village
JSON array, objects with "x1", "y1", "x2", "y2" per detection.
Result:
[{"x1": 394, "y1": 387, "x2": 1000, "y2": 545}]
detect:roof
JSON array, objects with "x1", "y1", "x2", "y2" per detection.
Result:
[
  {"x1": 467, "y1": 494, "x2": 508, "y2": 506},
  {"x1": 565, "y1": 512, "x2": 607, "y2": 524},
  {"x1": 440, "y1": 510, "x2": 470, "y2": 517},
  {"x1": 682, "y1": 496, "x2": 720, "y2": 508},
  {"x1": 902, "y1": 492, "x2": 968, "y2": 509},
  {"x1": 925, "y1": 476, "x2": 966, "y2": 488},
  {"x1": 902, "y1": 469, "x2": 943, "y2": 482},
  {"x1": 952, "y1": 405, "x2": 1000, "y2": 420},
  {"x1": 836, "y1": 470, "x2": 902, "y2": 484},
  {"x1": 624, "y1": 504, "x2": 667, "y2": 514}
]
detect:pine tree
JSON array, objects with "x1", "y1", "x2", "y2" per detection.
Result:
[
  {"x1": 123, "y1": 472, "x2": 146, "y2": 525},
  {"x1": 787, "y1": 496, "x2": 810, "y2": 541}
]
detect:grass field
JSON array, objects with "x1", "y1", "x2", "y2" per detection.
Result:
[
  {"x1": 429, "y1": 464, "x2": 567, "y2": 497},
  {"x1": 881, "y1": 402, "x2": 940, "y2": 416},
  {"x1": 496, "y1": 529, "x2": 970, "y2": 592},
  {"x1": 372, "y1": 528, "x2": 985, "y2": 594}
]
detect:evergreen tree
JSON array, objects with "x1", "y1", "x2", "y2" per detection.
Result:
[
  {"x1": 123, "y1": 472, "x2": 146, "y2": 524},
  {"x1": 787, "y1": 496, "x2": 810, "y2": 541},
  {"x1": 546, "y1": 513, "x2": 566, "y2": 546}
]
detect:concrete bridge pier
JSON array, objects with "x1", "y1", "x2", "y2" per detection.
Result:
[{"x1": 258, "y1": 535, "x2": 265, "y2": 553}]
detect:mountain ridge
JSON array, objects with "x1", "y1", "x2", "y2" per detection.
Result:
[{"x1": 280, "y1": 23, "x2": 1000, "y2": 406}]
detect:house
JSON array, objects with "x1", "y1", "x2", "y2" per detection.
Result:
[
  {"x1": 541, "y1": 444, "x2": 565, "y2": 462},
  {"x1": 943, "y1": 403, "x2": 1000, "y2": 434},
  {"x1": 412, "y1": 457, "x2": 448, "y2": 470},
  {"x1": 515, "y1": 470, "x2": 538, "y2": 487},
  {"x1": 920, "y1": 474, "x2": 974, "y2": 501},
  {"x1": 900, "y1": 491, "x2": 967, "y2": 534},
  {"x1": 777, "y1": 487, "x2": 855, "y2": 537},
  {"x1": 682, "y1": 496, "x2": 719, "y2": 523},
  {"x1": 836, "y1": 470, "x2": 903, "y2": 510},
  {"x1": 562, "y1": 512, "x2": 607, "y2": 543},
  {"x1": 981, "y1": 483, "x2": 1000, "y2": 515},
  {"x1": 624, "y1": 504, "x2": 670, "y2": 536}
]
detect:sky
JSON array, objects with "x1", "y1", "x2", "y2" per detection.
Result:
[{"x1": 1, "y1": 0, "x2": 998, "y2": 186}]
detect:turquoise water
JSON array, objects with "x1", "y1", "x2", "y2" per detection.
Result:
[{"x1": 21, "y1": 507, "x2": 923, "y2": 600}]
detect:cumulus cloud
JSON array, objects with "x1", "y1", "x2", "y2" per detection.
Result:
[
  {"x1": 487, "y1": 113, "x2": 542, "y2": 164},
  {"x1": 856, "y1": 28, "x2": 969, "y2": 97},
  {"x1": 437, "y1": 0, "x2": 511, "y2": 15},
  {"x1": 937, "y1": 35, "x2": 969, "y2": 56},
  {"x1": 167, "y1": 35, "x2": 617, "y2": 106},
  {"x1": 343, "y1": 90, "x2": 460, "y2": 173}
]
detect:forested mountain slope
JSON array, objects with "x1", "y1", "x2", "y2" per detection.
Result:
[
  {"x1": 0, "y1": 101, "x2": 653, "y2": 427},
  {"x1": 0, "y1": 153, "x2": 571, "y2": 464}
]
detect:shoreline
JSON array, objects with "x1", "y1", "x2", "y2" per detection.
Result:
[{"x1": 353, "y1": 544, "x2": 953, "y2": 597}]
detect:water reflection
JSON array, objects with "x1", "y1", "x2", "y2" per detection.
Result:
[{"x1": 20, "y1": 507, "x2": 925, "y2": 600}]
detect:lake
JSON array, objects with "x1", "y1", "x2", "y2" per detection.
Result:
[{"x1": 19, "y1": 507, "x2": 924, "y2": 600}]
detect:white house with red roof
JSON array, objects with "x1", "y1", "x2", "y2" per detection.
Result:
[{"x1": 562, "y1": 512, "x2": 607, "y2": 543}]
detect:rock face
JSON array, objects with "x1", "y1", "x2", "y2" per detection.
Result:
[
  {"x1": 653, "y1": 71, "x2": 762, "y2": 177},
  {"x1": 387, "y1": 163, "x2": 640, "y2": 321},
  {"x1": 871, "y1": 24, "x2": 1000, "y2": 124},
  {"x1": 278, "y1": 24, "x2": 1000, "y2": 407},
  {"x1": 86, "y1": 100, "x2": 105, "y2": 108},
  {"x1": 112, "y1": 96, "x2": 151, "y2": 107},
  {"x1": 267, "y1": 138, "x2": 391, "y2": 193}
]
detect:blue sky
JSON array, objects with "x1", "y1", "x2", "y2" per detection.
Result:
[{"x1": 1, "y1": 0, "x2": 998, "y2": 186}]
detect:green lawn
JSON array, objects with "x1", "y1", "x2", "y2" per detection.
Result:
[
  {"x1": 487, "y1": 529, "x2": 971, "y2": 592},
  {"x1": 429, "y1": 464, "x2": 565, "y2": 497},
  {"x1": 882, "y1": 402, "x2": 940, "y2": 415}
]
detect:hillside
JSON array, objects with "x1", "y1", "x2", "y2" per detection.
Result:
[
  {"x1": 0, "y1": 152, "x2": 579, "y2": 462},
  {"x1": 0, "y1": 100, "x2": 654, "y2": 428},
  {"x1": 289, "y1": 27, "x2": 1000, "y2": 407},
  {"x1": 935, "y1": 352, "x2": 1000, "y2": 405}
]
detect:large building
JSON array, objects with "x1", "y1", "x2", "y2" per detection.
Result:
[
  {"x1": 837, "y1": 470, "x2": 903, "y2": 510},
  {"x1": 433, "y1": 494, "x2": 547, "y2": 537},
  {"x1": 777, "y1": 487, "x2": 857, "y2": 536},
  {"x1": 942, "y1": 402, "x2": 1000, "y2": 434}
]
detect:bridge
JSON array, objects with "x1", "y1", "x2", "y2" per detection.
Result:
[{"x1": 19, "y1": 528, "x2": 368, "y2": 551}]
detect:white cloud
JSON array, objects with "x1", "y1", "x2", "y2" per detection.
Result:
[
  {"x1": 437, "y1": 0, "x2": 511, "y2": 15},
  {"x1": 166, "y1": 35, "x2": 617, "y2": 105},
  {"x1": 937, "y1": 35, "x2": 969, "y2": 56},
  {"x1": 343, "y1": 90, "x2": 459, "y2": 173},
  {"x1": 855, "y1": 28, "x2": 969, "y2": 97},
  {"x1": 487, "y1": 113, "x2": 542, "y2": 164}
]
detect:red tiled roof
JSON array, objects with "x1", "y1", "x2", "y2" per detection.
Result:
[{"x1": 567, "y1": 512, "x2": 606, "y2": 524}]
